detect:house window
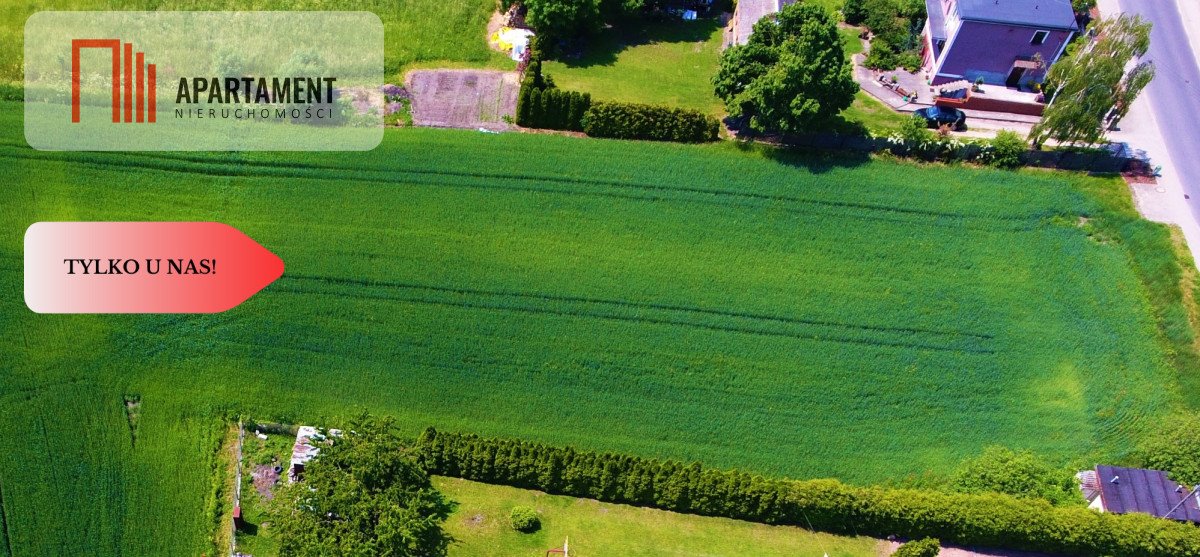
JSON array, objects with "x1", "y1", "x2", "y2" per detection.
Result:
[
  {"x1": 935, "y1": 39, "x2": 946, "y2": 51},
  {"x1": 1031, "y1": 30, "x2": 1049, "y2": 45}
]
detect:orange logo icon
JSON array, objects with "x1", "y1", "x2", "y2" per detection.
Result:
[{"x1": 70, "y1": 39, "x2": 156, "y2": 123}]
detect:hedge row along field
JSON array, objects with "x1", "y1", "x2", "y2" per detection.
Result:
[
  {"x1": 418, "y1": 429, "x2": 1200, "y2": 557},
  {"x1": 0, "y1": 98, "x2": 1197, "y2": 554}
]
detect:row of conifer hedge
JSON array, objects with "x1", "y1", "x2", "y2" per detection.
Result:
[
  {"x1": 513, "y1": 58, "x2": 718, "y2": 143},
  {"x1": 515, "y1": 85, "x2": 591, "y2": 132},
  {"x1": 416, "y1": 428, "x2": 1200, "y2": 557},
  {"x1": 581, "y1": 101, "x2": 719, "y2": 143}
]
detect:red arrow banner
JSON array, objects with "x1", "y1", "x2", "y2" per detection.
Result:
[{"x1": 24, "y1": 222, "x2": 284, "y2": 313}]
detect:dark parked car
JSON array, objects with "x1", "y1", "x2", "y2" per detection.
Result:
[{"x1": 913, "y1": 106, "x2": 966, "y2": 130}]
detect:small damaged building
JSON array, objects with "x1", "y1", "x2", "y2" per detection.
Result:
[
  {"x1": 288, "y1": 425, "x2": 341, "y2": 483},
  {"x1": 1078, "y1": 465, "x2": 1200, "y2": 524}
]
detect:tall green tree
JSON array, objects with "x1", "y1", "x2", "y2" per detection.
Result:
[
  {"x1": 272, "y1": 415, "x2": 452, "y2": 557},
  {"x1": 1030, "y1": 14, "x2": 1154, "y2": 147},
  {"x1": 713, "y1": 3, "x2": 857, "y2": 133},
  {"x1": 524, "y1": 0, "x2": 603, "y2": 44}
]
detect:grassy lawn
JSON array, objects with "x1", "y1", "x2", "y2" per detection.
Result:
[
  {"x1": 841, "y1": 25, "x2": 866, "y2": 56},
  {"x1": 437, "y1": 477, "x2": 879, "y2": 557},
  {"x1": 0, "y1": 0, "x2": 509, "y2": 83},
  {"x1": 809, "y1": 0, "x2": 848, "y2": 14},
  {"x1": 3, "y1": 97, "x2": 1198, "y2": 555},
  {"x1": 542, "y1": 19, "x2": 726, "y2": 117},
  {"x1": 844, "y1": 90, "x2": 913, "y2": 132}
]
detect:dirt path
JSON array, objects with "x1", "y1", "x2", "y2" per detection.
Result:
[
  {"x1": 880, "y1": 540, "x2": 1056, "y2": 557},
  {"x1": 405, "y1": 69, "x2": 519, "y2": 131}
]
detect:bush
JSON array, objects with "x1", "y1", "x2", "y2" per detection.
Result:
[
  {"x1": 582, "y1": 102, "x2": 719, "y2": 142},
  {"x1": 843, "y1": 0, "x2": 868, "y2": 25},
  {"x1": 1139, "y1": 412, "x2": 1200, "y2": 486},
  {"x1": 990, "y1": 130, "x2": 1027, "y2": 168},
  {"x1": 863, "y1": 42, "x2": 898, "y2": 70},
  {"x1": 894, "y1": 538, "x2": 940, "y2": 557},
  {"x1": 898, "y1": 115, "x2": 933, "y2": 147},
  {"x1": 417, "y1": 428, "x2": 1200, "y2": 557},
  {"x1": 952, "y1": 446, "x2": 1079, "y2": 505},
  {"x1": 510, "y1": 506, "x2": 541, "y2": 533}
]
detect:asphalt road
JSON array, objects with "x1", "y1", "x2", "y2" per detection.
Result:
[{"x1": 1118, "y1": 0, "x2": 1200, "y2": 220}]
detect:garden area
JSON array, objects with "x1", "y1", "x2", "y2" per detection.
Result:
[{"x1": 437, "y1": 477, "x2": 878, "y2": 557}]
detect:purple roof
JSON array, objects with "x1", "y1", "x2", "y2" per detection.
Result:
[
  {"x1": 957, "y1": 0, "x2": 1077, "y2": 30},
  {"x1": 1097, "y1": 465, "x2": 1200, "y2": 523}
]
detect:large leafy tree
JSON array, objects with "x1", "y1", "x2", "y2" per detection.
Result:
[
  {"x1": 524, "y1": 0, "x2": 603, "y2": 43},
  {"x1": 713, "y1": 3, "x2": 857, "y2": 133},
  {"x1": 272, "y1": 415, "x2": 453, "y2": 557},
  {"x1": 1029, "y1": 14, "x2": 1154, "y2": 147}
]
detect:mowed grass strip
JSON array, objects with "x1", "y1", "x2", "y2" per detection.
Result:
[
  {"x1": 0, "y1": 99, "x2": 1192, "y2": 554},
  {"x1": 436, "y1": 476, "x2": 879, "y2": 557}
]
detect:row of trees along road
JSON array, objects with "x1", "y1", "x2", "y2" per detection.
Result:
[{"x1": 1031, "y1": 13, "x2": 1155, "y2": 147}]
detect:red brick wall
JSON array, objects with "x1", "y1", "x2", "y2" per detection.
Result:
[{"x1": 937, "y1": 96, "x2": 1044, "y2": 116}]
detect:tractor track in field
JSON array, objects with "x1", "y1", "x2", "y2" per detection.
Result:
[
  {"x1": 0, "y1": 475, "x2": 12, "y2": 557},
  {"x1": 273, "y1": 274, "x2": 995, "y2": 355},
  {"x1": 286, "y1": 273, "x2": 994, "y2": 341},
  {"x1": 0, "y1": 148, "x2": 1047, "y2": 232}
]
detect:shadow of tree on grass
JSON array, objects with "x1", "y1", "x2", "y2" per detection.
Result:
[{"x1": 556, "y1": 18, "x2": 723, "y2": 68}]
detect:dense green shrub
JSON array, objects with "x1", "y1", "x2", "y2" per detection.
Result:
[
  {"x1": 417, "y1": 429, "x2": 1200, "y2": 557},
  {"x1": 510, "y1": 506, "x2": 541, "y2": 532},
  {"x1": 952, "y1": 446, "x2": 1079, "y2": 505},
  {"x1": 582, "y1": 101, "x2": 719, "y2": 142},
  {"x1": 863, "y1": 43, "x2": 898, "y2": 70},
  {"x1": 843, "y1": 0, "x2": 867, "y2": 24},
  {"x1": 894, "y1": 538, "x2": 940, "y2": 557},
  {"x1": 990, "y1": 130, "x2": 1028, "y2": 168},
  {"x1": 1139, "y1": 412, "x2": 1200, "y2": 486},
  {"x1": 860, "y1": 0, "x2": 925, "y2": 71},
  {"x1": 515, "y1": 59, "x2": 590, "y2": 132}
]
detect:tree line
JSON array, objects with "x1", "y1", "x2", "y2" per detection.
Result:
[{"x1": 416, "y1": 428, "x2": 1200, "y2": 557}]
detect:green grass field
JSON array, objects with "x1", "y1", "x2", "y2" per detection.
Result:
[
  {"x1": 436, "y1": 477, "x2": 879, "y2": 557},
  {"x1": 542, "y1": 19, "x2": 727, "y2": 117},
  {"x1": 0, "y1": 0, "x2": 507, "y2": 84},
  {"x1": 2, "y1": 95, "x2": 1197, "y2": 555}
]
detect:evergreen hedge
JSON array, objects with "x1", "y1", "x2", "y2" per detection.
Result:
[
  {"x1": 581, "y1": 101, "x2": 719, "y2": 142},
  {"x1": 515, "y1": 81, "x2": 590, "y2": 132},
  {"x1": 417, "y1": 429, "x2": 1200, "y2": 557}
]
